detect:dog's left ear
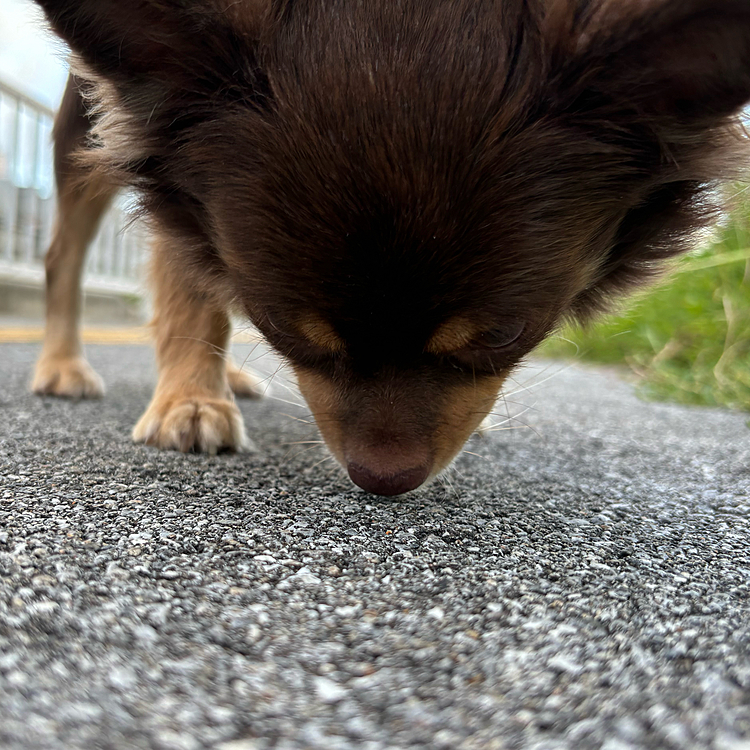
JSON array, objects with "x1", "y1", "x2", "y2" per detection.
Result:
[{"x1": 548, "y1": 0, "x2": 750, "y2": 123}]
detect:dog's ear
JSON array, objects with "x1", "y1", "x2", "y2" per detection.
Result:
[
  {"x1": 548, "y1": 0, "x2": 750, "y2": 124},
  {"x1": 546, "y1": 0, "x2": 750, "y2": 315},
  {"x1": 34, "y1": 0, "x2": 276, "y2": 218},
  {"x1": 34, "y1": 0, "x2": 270, "y2": 98}
]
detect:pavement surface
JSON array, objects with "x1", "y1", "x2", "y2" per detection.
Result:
[{"x1": 1, "y1": 340, "x2": 750, "y2": 750}]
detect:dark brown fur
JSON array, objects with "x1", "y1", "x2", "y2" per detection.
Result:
[{"x1": 33, "y1": 0, "x2": 750, "y2": 494}]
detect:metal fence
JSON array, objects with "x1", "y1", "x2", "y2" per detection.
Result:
[{"x1": 0, "y1": 78, "x2": 146, "y2": 296}]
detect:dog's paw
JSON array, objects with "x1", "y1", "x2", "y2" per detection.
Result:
[
  {"x1": 31, "y1": 355, "x2": 105, "y2": 399},
  {"x1": 226, "y1": 362, "x2": 267, "y2": 399},
  {"x1": 132, "y1": 395, "x2": 249, "y2": 454}
]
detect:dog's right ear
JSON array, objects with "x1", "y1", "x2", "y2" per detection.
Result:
[
  {"x1": 542, "y1": 0, "x2": 750, "y2": 315},
  {"x1": 546, "y1": 0, "x2": 750, "y2": 125},
  {"x1": 34, "y1": 0, "x2": 270, "y2": 96},
  {"x1": 34, "y1": 0, "x2": 277, "y2": 202}
]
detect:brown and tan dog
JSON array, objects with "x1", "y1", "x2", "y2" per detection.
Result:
[{"x1": 31, "y1": 0, "x2": 750, "y2": 495}]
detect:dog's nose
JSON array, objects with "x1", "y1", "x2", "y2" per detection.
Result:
[{"x1": 347, "y1": 461, "x2": 430, "y2": 496}]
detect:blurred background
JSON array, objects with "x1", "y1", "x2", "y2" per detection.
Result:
[
  {"x1": 0, "y1": 0, "x2": 146, "y2": 327},
  {"x1": 0, "y1": 0, "x2": 748, "y2": 412}
]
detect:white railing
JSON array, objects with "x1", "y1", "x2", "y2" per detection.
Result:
[{"x1": 0, "y1": 78, "x2": 146, "y2": 296}]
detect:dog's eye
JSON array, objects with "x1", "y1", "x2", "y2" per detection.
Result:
[
  {"x1": 473, "y1": 321, "x2": 526, "y2": 350},
  {"x1": 446, "y1": 321, "x2": 526, "y2": 374}
]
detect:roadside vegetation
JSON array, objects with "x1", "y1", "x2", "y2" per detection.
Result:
[{"x1": 541, "y1": 197, "x2": 750, "y2": 413}]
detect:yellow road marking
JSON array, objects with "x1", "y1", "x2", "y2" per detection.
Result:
[
  {"x1": 0, "y1": 327, "x2": 263, "y2": 345},
  {"x1": 0, "y1": 327, "x2": 149, "y2": 344}
]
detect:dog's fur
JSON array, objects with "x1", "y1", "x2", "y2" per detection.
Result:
[{"x1": 32, "y1": 0, "x2": 750, "y2": 495}]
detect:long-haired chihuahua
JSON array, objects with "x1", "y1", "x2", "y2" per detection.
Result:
[{"x1": 31, "y1": 0, "x2": 750, "y2": 495}]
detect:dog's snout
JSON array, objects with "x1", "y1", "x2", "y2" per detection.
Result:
[{"x1": 347, "y1": 461, "x2": 430, "y2": 496}]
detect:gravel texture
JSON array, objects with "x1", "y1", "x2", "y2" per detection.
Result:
[{"x1": 1, "y1": 342, "x2": 750, "y2": 750}]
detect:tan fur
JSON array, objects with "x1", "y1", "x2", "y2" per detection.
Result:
[
  {"x1": 131, "y1": 236, "x2": 249, "y2": 454},
  {"x1": 32, "y1": 77, "x2": 261, "y2": 413},
  {"x1": 292, "y1": 367, "x2": 346, "y2": 463},
  {"x1": 294, "y1": 364, "x2": 505, "y2": 480},
  {"x1": 31, "y1": 172, "x2": 114, "y2": 398},
  {"x1": 30, "y1": 169, "x2": 259, "y2": 406},
  {"x1": 425, "y1": 317, "x2": 478, "y2": 354},
  {"x1": 429, "y1": 375, "x2": 506, "y2": 478},
  {"x1": 297, "y1": 316, "x2": 345, "y2": 353}
]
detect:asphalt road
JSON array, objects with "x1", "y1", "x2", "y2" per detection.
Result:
[{"x1": 1, "y1": 341, "x2": 750, "y2": 750}]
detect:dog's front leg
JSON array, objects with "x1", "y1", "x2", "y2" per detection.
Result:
[{"x1": 132, "y1": 236, "x2": 248, "y2": 454}]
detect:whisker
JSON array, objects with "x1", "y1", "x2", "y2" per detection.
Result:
[
  {"x1": 168, "y1": 336, "x2": 228, "y2": 357},
  {"x1": 268, "y1": 378, "x2": 304, "y2": 399},
  {"x1": 248, "y1": 360, "x2": 291, "y2": 397},
  {"x1": 480, "y1": 401, "x2": 538, "y2": 428},
  {"x1": 438, "y1": 468, "x2": 460, "y2": 500},
  {"x1": 230, "y1": 323, "x2": 262, "y2": 339},
  {"x1": 500, "y1": 390, "x2": 511, "y2": 436},
  {"x1": 479, "y1": 424, "x2": 535, "y2": 433},
  {"x1": 309, "y1": 454, "x2": 336, "y2": 471},
  {"x1": 259, "y1": 360, "x2": 287, "y2": 386},
  {"x1": 461, "y1": 450, "x2": 488, "y2": 460},
  {"x1": 499, "y1": 417, "x2": 543, "y2": 441},
  {"x1": 485, "y1": 397, "x2": 540, "y2": 411},
  {"x1": 503, "y1": 361, "x2": 571, "y2": 398},
  {"x1": 279, "y1": 412, "x2": 316, "y2": 425},
  {"x1": 267, "y1": 394, "x2": 308, "y2": 409},
  {"x1": 280, "y1": 443, "x2": 324, "y2": 466},
  {"x1": 237, "y1": 349, "x2": 274, "y2": 369},
  {"x1": 234, "y1": 341, "x2": 263, "y2": 373},
  {"x1": 546, "y1": 334, "x2": 581, "y2": 356}
]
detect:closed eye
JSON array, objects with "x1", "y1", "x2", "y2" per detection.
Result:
[
  {"x1": 444, "y1": 320, "x2": 527, "y2": 374},
  {"x1": 472, "y1": 321, "x2": 526, "y2": 350}
]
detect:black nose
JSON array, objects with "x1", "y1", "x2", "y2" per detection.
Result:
[{"x1": 347, "y1": 462, "x2": 430, "y2": 496}]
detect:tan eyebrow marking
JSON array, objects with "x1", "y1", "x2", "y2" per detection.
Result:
[
  {"x1": 425, "y1": 317, "x2": 478, "y2": 354},
  {"x1": 297, "y1": 315, "x2": 345, "y2": 353}
]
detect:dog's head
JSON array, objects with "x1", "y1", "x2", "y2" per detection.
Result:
[{"x1": 38, "y1": 0, "x2": 750, "y2": 494}]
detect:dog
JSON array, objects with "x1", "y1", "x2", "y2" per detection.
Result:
[{"x1": 31, "y1": 0, "x2": 750, "y2": 495}]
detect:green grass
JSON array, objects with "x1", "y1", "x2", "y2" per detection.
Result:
[{"x1": 541, "y1": 205, "x2": 750, "y2": 412}]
